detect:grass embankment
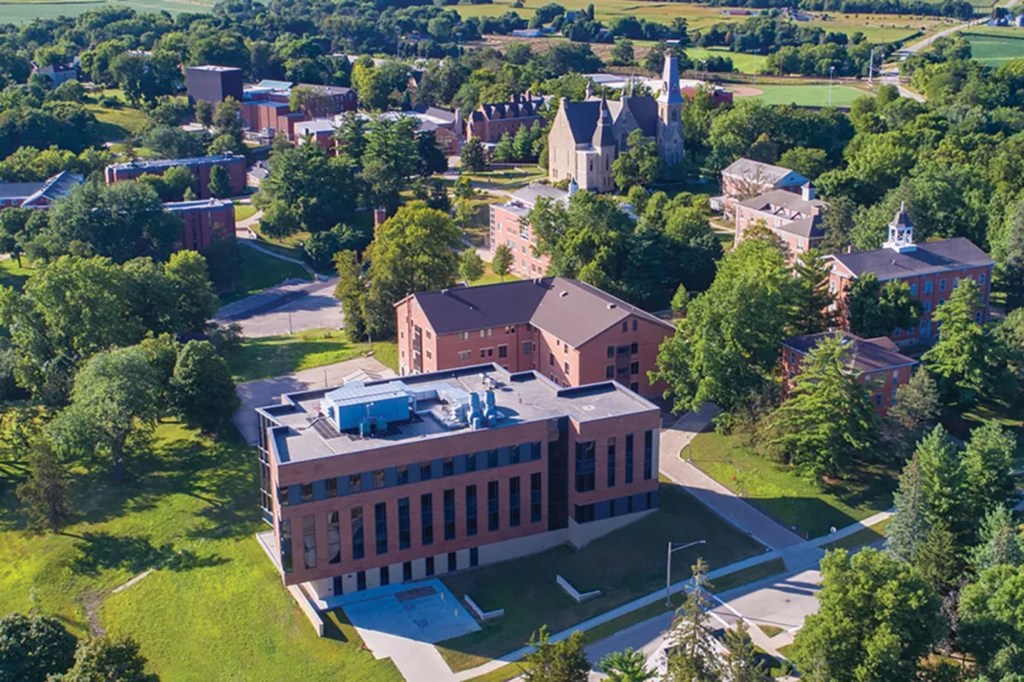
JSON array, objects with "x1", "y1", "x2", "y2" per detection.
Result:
[
  {"x1": 84, "y1": 89, "x2": 151, "y2": 144},
  {"x1": 0, "y1": 422, "x2": 400, "y2": 680},
  {"x1": 233, "y1": 203, "x2": 257, "y2": 222},
  {"x1": 687, "y1": 431, "x2": 897, "y2": 539},
  {"x1": 219, "y1": 246, "x2": 311, "y2": 304},
  {"x1": 230, "y1": 329, "x2": 398, "y2": 382},
  {"x1": 821, "y1": 518, "x2": 892, "y2": 552},
  {"x1": 436, "y1": 483, "x2": 765, "y2": 672}
]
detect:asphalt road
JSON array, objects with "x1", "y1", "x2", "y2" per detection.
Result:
[{"x1": 214, "y1": 278, "x2": 344, "y2": 338}]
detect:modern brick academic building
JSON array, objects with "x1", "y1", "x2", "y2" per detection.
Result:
[
  {"x1": 104, "y1": 153, "x2": 247, "y2": 199},
  {"x1": 256, "y1": 365, "x2": 661, "y2": 598},
  {"x1": 394, "y1": 277, "x2": 675, "y2": 399}
]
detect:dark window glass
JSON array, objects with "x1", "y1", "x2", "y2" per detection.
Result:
[
  {"x1": 466, "y1": 485, "x2": 478, "y2": 536},
  {"x1": 607, "y1": 437, "x2": 616, "y2": 488},
  {"x1": 420, "y1": 463, "x2": 432, "y2": 481},
  {"x1": 351, "y1": 507, "x2": 364, "y2": 560},
  {"x1": 425, "y1": 556, "x2": 435, "y2": 576},
  {"x1": 349, "y1": 474, "x2": 362, "y2": 493},
  {"x1": 380, "y1": 566, "x2": 389, "y2": 586},
  {"x1": 301, "y1": 483, "x2": 313, "y2": 502},
  {"x1": 487, "y1": 449, "x2": 498, "y2": 468},
  {"x1": 421, "y1": 494, "x2": 434, "y2": 546},
  {"x1": 607, "y1": 345, "x2": 614, "y2": 358},
  {"x1": 530, "y1": 473, "x2": 542, "y2": 523},
  {"x1": 448, "y1": 552, "x2": 457, "y2": 572},
  {"x1": 509, "y1": 476, "x2": 521, "y2": 527},
  {"x1": 444, "y1": 489, "x2": 456, "y2": 541},
  {"x1": 630, "y1": 361, "x2": 639, "y2": 375},
  {"x1": 630, "y1": 342, "x2": 638, "y2": 354},
  {"x1": 606, "y1": 366, "x2": 614, "y2": 380},
  {"x1": 625, "y1": 434, "x2": 634, "y2": 484},
  {"x1": 398, "y1": 497, "x2": 411, "y2": 550},
  {"x1": 397, "y1": 466, "x2": 409, "y2": 485},
  {"x1": 466, "y1": 453, "x2": 477, "y2": 472},
  {"x1": 488, "y1": 481, "x2": 500, "y2": 531},
  {"x1": 575, "y1": 441, "x2": 596, "y2": 492},
  {"x1": 470, "y1": 547, "x2": 479, "y2": 567},
  {"x1": 328, "y1": 511, "x2": 341, "y2": 564},
  {"x1": 373, "y1": 470, "x2": 385, "y2": 489},
  {"x1": 443, "y1": 458, "x2": 455, "y2": 477},
  {"x1": 357, "y1": 571, "x2": 366, "y2": 591},
  {"x1": 375, "y1": 502, "x2": 388, "y2": 555},
  {"x1": 326, "y1": 478, "x2": 338, "y2": 498},
  {"x1": 510, "y1": 444, "x2": 520, "y2": 464},
  {"x1": 280, "y1": 519, "x2": 293, "y2": 573},
  {"x1": 644, "y1": 430, "x2": 654, "y2": 480},
  {"x1": 403, "y1": 561, "x2": 413, "y2": 581}
]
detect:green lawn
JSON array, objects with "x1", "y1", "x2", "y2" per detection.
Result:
[
  {"x1": 229, "y1": 329, "x2": 398, "y2": 382},
  {"x1": 687, "y1": 47, "x2": 767, "y2": 74},
  {"x1": 436, "y1": 483, "x2": 765, "y2": 671},
  {"x1": 0, "y1": 258, "x2": 33, "y2": 290},
  {"x1": 464, "y1": 166, "x2": 545, "y2": 191},
  {"x1": 0, "y1": 0, "x2": 212, "y2": 23},
  {"x1": 84, "y1": 90, "x2": 151, "y2": 144},
  {"x1": 220, "y1": 246, "x2": 310, "y2": 304},
  {"x1": 0, "y1": 422, "x2": 400, "y2": 680},
  {"x1": 234, "y1": 203, "x2": 257, "y2": 222},
  {"x1": 820, "y1": 518, "x2": 891, "y2": 552},
  {"x1": 470, "y1": 261, "x2": 520, "y2": 287},
  {"x1": 964, "y1": 29, "x2": 1024, "y2": 66},
  {"x1": 687, "y1": 431, "x2": 897, "y2": 539},
  {"x1": 740, "y1": 83, "x2": 871, "y2": 107}
]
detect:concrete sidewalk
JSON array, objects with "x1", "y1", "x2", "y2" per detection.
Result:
[{"x1": 659, "y1": 405, "x2": 805, "y2": 551}]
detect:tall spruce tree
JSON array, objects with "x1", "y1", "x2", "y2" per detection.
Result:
[
  {"x1": 963, "y1": 421, "x2": 1019, "y2": 520},
  {"x1": 722, "y1": 620, "x2": 770, "y2": 682},
  {"x1": 916, "y1": 426, "x2": 969, "y2": 541},
  {"x1": 766, "y1": 334, "x2": 879, "y2": 479},
  {"x1": 16, "y1": 442, "x2": 71, "y2": 534},
  {"x1": 522, "y1": 627, "x2": 589, "y2": 682},
  {"x1": 666, "y1": 559, "x2": 721, "y2": 682},
  {"x1": 922, "y1": 278, "x2": 989, "y2": 405},
  {"x1": 789, "y1": 249, "x2": 836, "y2": 335},
  {"x1": 888, "y1": 369, "x2": 940, "y2": 441},
  {"x1": 886, "y1": 453, "x2": 930, "y2": 563},
  {"x1": 971, "y1": 504, "x2": 1024, "y2": 571}
]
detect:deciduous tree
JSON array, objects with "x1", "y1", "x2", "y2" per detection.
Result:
[
  {"x1": 492, "y1": 244, "x2": 513, "y2": 281},
  {"x1": 612, "y1": 129, "x2": 662, "y2": 191},
  {"x1": 61, "y1": 636, "x2": 155, "y2": 682},
  {"x1": 0, "y1": 612, "x2": 77, "y2": 682},
  {"x1": 845, "y1": 273, "x2": 920, "y2": 339},
  {"x1": 458, "y1": 250, "x2": 484, "y2": 283},
  {"x1": 207, "y1": 164, "x2": 231, "y2": 199},
  {"x1": 522, "y1": 626, "x2": 589, "y2": 682},
  {"x1": 958, "y1": 564, "x2": 1024, "y2": 679},
  {"x1": 171, "y1": 340, "x2": 239, "y2": 434},
  {"x1": 461, "y1": 137, "x2": 487, "y2": 173}
]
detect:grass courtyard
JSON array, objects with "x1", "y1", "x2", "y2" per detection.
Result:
[
  {"x1": 436, "y1": 482, "x2": 766, "y2": 671},
  {"x1": 686, "y1": 431, "x2": 898, "y2": 539},
  {"x1": 228, "y1": 329, "x2": 398, "y2": 382},
  {"x1": 0, "y1": 422, "x2": 400, "y2": 680}
]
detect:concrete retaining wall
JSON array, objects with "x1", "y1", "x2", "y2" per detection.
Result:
[
  {"x1": 556, "y1": 574, "x2": 601, "y2": 603},
  {"x1": 465, "y1": 594, "x2": 505, "y2": 621}
]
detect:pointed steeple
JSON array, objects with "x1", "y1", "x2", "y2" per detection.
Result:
[
  {"x1": 592, "y1": 93, "x2": 614, "y2": 149},
  {"x1": 884, "y1": 202, "x2": 916, "y2": 252},
  {"x1": 658, "y1": 51, "x2": 683, "y2": 105}
]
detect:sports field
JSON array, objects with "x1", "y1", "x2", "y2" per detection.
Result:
[
  {"x1": 0, "y1": 0, "x2": 212, "y2": 23},
  {"x1": 963, "y1": 27, "x2": 1024, "y2": 66},
  {"x1": 735, "y1": 83, "x2": 872, "y2": 107}
]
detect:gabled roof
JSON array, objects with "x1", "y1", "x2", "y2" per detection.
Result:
[
  {"x1": 828, "y1": 238, "x2": 994, "y2": 281},
  {"x1": 776, "y1": 215, "x2": 824, "y2": 240},
  {"x1": 559, "y1": 100, "x2": 602, "y2": 145},
  {"x1": 476, "y1": 96, "x2": 543, "y2": 120},
  {"x1": 400, "y1": 277, "x2": 673, "y2": 348},
  {"x1": 722, "y1": 158, "x2": 808, "y2": 186},
  {"x1": 0, "y1": 181, "x2": 45, "y2": 200},
  {"x1": 20, "y1": 171, "x2": 82, "y2": 207},
  {"x1": 607, "y1": 95, "x2": 659, "y2": 137},
  {"x1": 783, "y1": 331, "x2": 918, "y2": 374}
]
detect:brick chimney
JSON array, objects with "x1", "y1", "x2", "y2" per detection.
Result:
[{"x1": 373, "y1": 206, "x2": 388, "y2": 235}]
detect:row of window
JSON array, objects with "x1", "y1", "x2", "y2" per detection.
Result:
[
  {"x1": 605, "y1": 362, "x2": 640, "y2": 379},
  {"x1": 574, "y1": 431, "x2": 655, "y2": 493},
  {"x1": 277, "y1": 442, "x2": 543, "y2": 508},
  {"x1": 908, "y1": 271, "x2": 986, "y2": 297},
  {"x1": 346, "y1": 547, "x2": 482, "y2": 593},
  {"x1": 607, "y1": 343, "x2": 639, "y2": 358},
  {"x1": 281, "y1": 475, "x2": 544, "y2": 573},
  {"x1": 574, "y1": 490, "x2": 659, "y2": 524}
]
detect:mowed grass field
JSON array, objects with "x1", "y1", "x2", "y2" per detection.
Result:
[
  {"x1": 0, "y1": 422, "x2": 401, "y2": 680},
  {"x1": 737, "y1": 83, "x2": 871, "y2": 107},
  {"x1": 964, "y1": 27, "x2": 1024, "y2": 66},
  {"x1": 0, "y1": 0, "x2": 212, "y2": 23}
]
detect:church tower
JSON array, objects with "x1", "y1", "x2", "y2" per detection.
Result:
[{"x1": 656, "y1": 52, "x2": 686, "y2": 167}]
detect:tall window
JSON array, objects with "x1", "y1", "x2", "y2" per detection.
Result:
[
  {"x1": 444, "y1": 489, "x2": 456, "y2": 541},
  {"x1": 374, "y1": 502, "x2": 388, "y2": 555},
  {"x1": 351, "y1": 507, "x2": 364, "y2": 560},
  {"x1": 488, "y1": 481, "x2": 500, "y2": 531},
  {"x1": 466, "y1": 485, "x2": 478, "y2": 536},
  {"x1": 302, "y1": 515, "x2": 317, "y2": 569},
  {"x1": 398, "y1": 497, "x2": 411, "y2": 550},
  {"x1": 509, "y1": 476, "x2": 521, "y2": 527},
  {"x1": 607, "y1": 437, "x2": 616, "y2": 488},
  {"x1": 280, "y1": 519, "x2": 293, "y2": 573},
  {"x1": 327, "y1": 511, "x2": 341, "y2": 565},
  {"x1": 530, "y1": 473, "x2": 542, "y2": 523},
  {"x1": 421, "y1": 494, "x2": 434, "y2": 546},
  {"x1": 575, "y1": 441, "x2": 596, "y2": 492},
  {"x1": 625, "y1": 434, "x2": 634, "y2": 484},
  {"x1": 643, "y1": 430, "x2": 654, "y2": 480}
]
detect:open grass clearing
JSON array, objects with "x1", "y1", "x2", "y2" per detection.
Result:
[
  {"x1": 228, "y1": 329, "x2": 397, "y2": 382},
  {"x1": 435, "y1": 483, "x2": 765, "y2": 672},
  {"x1": 0, "y1": 0, "x2": 212, "y2": 23},
  {"x1": 465, "y1": 166, "x2": 546, "y2": 191},
  {"x1": 0, "y1": 421, "x2": 400, "y2": 680},
  {"x1": 218, "y1": 245, "x2": 310, "y2": 305},
  {"x1": 84, "y1": 89, "x2": 151, "y2": 143},
  {"x1": 737, "y1": 82, "x2": 871, "y2": 107},
  {"x1": 820, "y1": 518, "x2": 891, "y2": 552},
  {"x1": 964, "y1": 28, "x2": 1024, "y2": 65},
  {"x1": 233, "y1": 203, "x2": 257, "y2": 222},
  {"x1": 687, "y1": 431, "x2": 897, "y2": 539},
  {"x1": 0, "y1": 257, "x2": 33, "y2": 290}
]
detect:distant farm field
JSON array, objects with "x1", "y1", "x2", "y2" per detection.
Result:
[
  {"x1": 0, "y1": 0, "x2": 211, "y2": 23},
  {"x1": 737, "y1": 83, "x2": 871, "y2": 107},
  {"x1": 963, "y1": 28, "x2": 1024, "y2": 66}
]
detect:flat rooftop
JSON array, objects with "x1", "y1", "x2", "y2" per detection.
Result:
[{"x1": 259, "y1": 365, "x2": 656, "y2": 464}]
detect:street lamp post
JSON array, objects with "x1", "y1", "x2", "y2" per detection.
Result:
[{"x1": 666, "y1": 539, "x2": 707, "y2": 607}]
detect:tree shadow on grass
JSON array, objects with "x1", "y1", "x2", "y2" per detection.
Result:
[{"x1": 69, "y1": 531, "x2": 227, "y2": 577}]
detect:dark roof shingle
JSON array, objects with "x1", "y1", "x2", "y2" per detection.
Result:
[
  {"x1": 783, "y1": 332, "x2": 918, "y2": 373},
  {"x1": 830, "y1": 238, "x2": 994, "y2": 281}
]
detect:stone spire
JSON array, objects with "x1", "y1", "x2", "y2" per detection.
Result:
[
  {"x1": 592, "y1": 93, "x2": 614, "y2": 149},
  {"x1": 658, "y1": 51, "x2": 683, "y2": 105}
]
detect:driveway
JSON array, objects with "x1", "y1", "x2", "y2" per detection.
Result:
[
  {"x1": 233, "y1": 356, "x2": 396, "y2": 444},
  {"x1": 214, "y1": 278, "x2": 343, "y2": 338}
]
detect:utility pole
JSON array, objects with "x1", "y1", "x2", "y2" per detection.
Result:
[{"x1": 665, "y1": 539, "x2": 707, "y2": 607}]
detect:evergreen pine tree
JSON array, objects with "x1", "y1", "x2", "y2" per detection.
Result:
[
  {"x1": 970, "y1": 504, "x2": 1023, "y2": 571},
  {"x1": 916, "y1": 426, "x2": 969, "y2": 540},
  {"x1": 493, "y1": 132, "x2": 514, "y2": 163},
  {"x1": 666, "y1": 559, "x2": 721, "y2": 682},
  {"x1": 722, "y1": 620, "x2": 770, "y2": 682},
  {"x1": 922, "y1": 278, "x2": 989, "y2": 405},
  {"x1": 911, "y1": 520, "x2": 963, "y2": 593},
  {"x1": 16, "y1": 442, "x2": 71, "y2": 534},
  {"x1": 888, "y1": 368, "x2": 940, "y2": 442},
  {"x1": 886, "y1": 453, "x2": 930, "y2": 563},
  {"x1": 788, "y1": 249, "x2": 836, "y2": 335},
  {"x1": 963, "y1": 420, "x2": 1018, "y2": 520}
]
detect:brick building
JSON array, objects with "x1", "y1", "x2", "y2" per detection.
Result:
[
  {"x1": 241, "y1": 80, "x2": 358, "y2": 141},
  {"x1": 164, "y1": 198, "x2": 236, "y2": 252},
  {"x1": 733, "y1": 184, "x2": 825, "y2": 261},
  {"x1": 468, "y1": 93, "x2": 544, "y2": 144},
  {"x1": 104, "y1": 153, "x2": 247, "y2": 199},
  {"x1": 781, "y1": 331, "x2": 918, "y2": 415},
  {"x1": 826, "y1": 205, "x2": 995, "y2": 347},
  {"x1": 488, "y1": 183, "x2": 569, "y2": 277},
  {"x1": 718, "y1": 158, "x2": 808, "y2": 217},
  {"x1": 185, "y1": 65, "x2": 244, "y2": 106},
  {"x1": 0, "y1": 171, "x2": 81, "y2": 209},
  {"x1": 394, "y1": 277, "x2": 675, "y2": 399},
  {"x1": 255, "y1": 365, "x2": 661, "y2": 598}
]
